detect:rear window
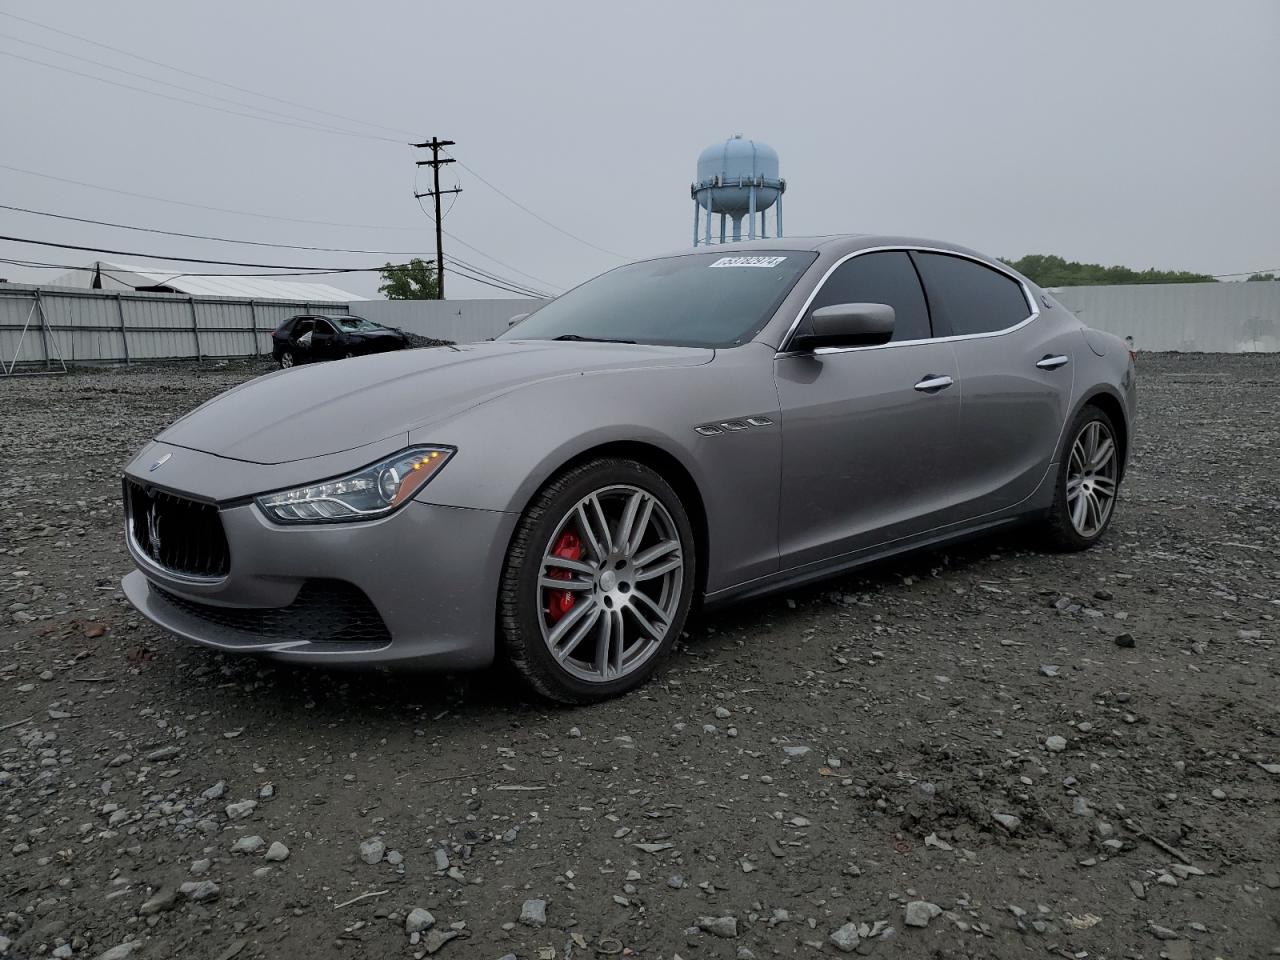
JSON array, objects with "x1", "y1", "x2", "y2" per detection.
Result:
[{"x1": 911, "y1": 253, "x2": 1031, "y2": 336}]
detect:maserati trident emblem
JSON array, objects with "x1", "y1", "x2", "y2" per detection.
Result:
[
  {"x1": 146, "y1": 501, "x2": 162, "y2": 553},
  {"x1": 149, "y1": 452, "x2": 172, "y2": 472}
]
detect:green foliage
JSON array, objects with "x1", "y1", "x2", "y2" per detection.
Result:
[
  {"x1": 378, "y1": 258, "x2": 440, "y2": 300},
  {"x1": 1246, "y1": 272, "x2": 1279, "y2": 281},
  {"x1": 1003, "y1": 254, "x2": 1216, "y2": 288}
]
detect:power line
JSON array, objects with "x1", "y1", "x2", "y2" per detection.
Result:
[
  {"x1": 0, "y1": 48, "x2": 405, "y2": 143},
  {"x1": 0, "y1": 233, "x2": 398, "y2": 272},
  {"x1": 447, "y1": 154, "x2": 631, "y2": 260},
  {"x1": 0, "y1": 255, "x2": 546, "y2": 296},
  {"x1": 1, "y1": 11, "x2": 631, "y2": 259},
  {"x1": 0, "y1": 9, "x2": 413, "y2": 139},
  {"x1": 0, "y1": 164, "x2": 563, "y2": 290},
  {"x1": 0, "y1": 30, "x2": 391, "y2": 142},
  {"x1": 0, "y1": 201, "x2": 438, "y2": 256}
]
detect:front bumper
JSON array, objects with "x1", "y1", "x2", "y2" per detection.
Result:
[{"x1": 122, "y1": 463, "x2": 518, "y2": 669}]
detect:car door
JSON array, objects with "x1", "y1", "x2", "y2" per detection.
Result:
[
  {"x1": 774, "y1": 250, "x2": 962, "y2": 570},
  {"x1": 289, "y1": 317, "x2": 316, "y2": 362},
  {"x1": 310, "y1": 318, "x2": 339, "y2": 360},
  {"x1": 911, "y1": 252, "x2": 1077, "y2": 517}
]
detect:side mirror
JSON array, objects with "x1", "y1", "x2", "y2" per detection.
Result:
[
  {"x1": 508, "y1": 313, "x2": 529, "y2": 328},
  {"x1": 790, "y1": 303, "x2": 895, "y2": 351}
]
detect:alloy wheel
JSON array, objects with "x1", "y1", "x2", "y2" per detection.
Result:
[
  {"x1": 1066, "y1": 419, "x2": 1118, "y2": 537},
  {"x1": 537, "y1": 484, "x2": 684, "y2": 684},
  {"x1": 280, "y1": 352, "x2": 294, "y2": 368}
]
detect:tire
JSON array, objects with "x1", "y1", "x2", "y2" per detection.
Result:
[
  {"x1": 500, "y1": 458, "x2": 696, "y2": 703},
  {"x1": 1042, "y1": 404, "x2": 1121, "y2": 551},
  {"x1": 278, "y1": 350, "x2": 295, "y2": 369},
  {"x1": 343, "y1": 351, "x2": 355, "y2": 360}
]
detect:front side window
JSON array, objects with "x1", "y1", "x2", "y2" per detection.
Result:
[
  {"x1": 911, "y1": 253, "x2": 1031, "y2": 337},
  {"x1": 314, "y1": 319, "x2": 336, "y2": 336},
  {"x1": 502, "y1": 251, "x2": 818, "y2": 348},
  {"x1": 803, "y1": 251, "x2": 932, "y2": 343},
  {"x1": 335, "y1": 316, "x2": 380, "y2": 332}
]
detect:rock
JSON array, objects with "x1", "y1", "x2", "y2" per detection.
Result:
[
  {"x1": 698, "y1": 916, "x2": 739, "y2": 938},
  {"x1": 1072, "y1": 796, "x2": 1093, "y2": 816},
  {"x1": 359, "y1": 838, "x2": 385, "y2": 865},
  {"x1": 1149, "y1": 922, "x2": 1179, "y2": 940},
  {"x1": 97, "y1": 943, "x2": 143, "y2": 960},
  {"x1": 146, "y1": 745, "x2": 181, "y2": 761},
  {"x1": 264, "y1": 841, "x2": 289, "y2": 861},
  {"x1": 714, "y1": 706, "x2": 731, "y2": 719},
  {"x1": 993, "y1": 813, "x2": 1021, "y2": 832},
  {"x1": 1046, "y1": 735, "x2": 1067, "y2": 752},
  {"x1": 202, "y1": 781, "x2": 226, "y2": 800},
  {"x1": 782, "y1": 745, "x2": 810, "y2": 757},
  {"x1": 179, "y1": 879, "x2": 220, "y2": 902},
  {"x1": 519, "y1": 898, "x2": 547, "y2": 926},
  {"x1": 904, "y1": 901, "x2": 942, "y2": 928},
  {"x1": 1114, "y1": 632, "x2": 1136, "y2": 649},
  {"x1": 422, "y1": 929, "x2": 459, "y2": 954},
  {"x1": 225, "y1": 799, "x2": 257, "y2": 820},
  {"x1": 1039, "y1": 664, "x2": 1060, "y2": 677},
  {"x1": 140, "y1": 886, "x2": 177, "y2": 914},
  {"x1": 190, "y1": 858, "x2": 211, "y2": 875},
  {"x1": 231, "y1": 835, "x2": 264, "y2": 854},
  {"x1": 829, "y1": 922, "x2": 862, "y2": 952},
  {"x1": 406, "y1": 907, "x2": 436, "y2": 933},
  {"x1": 433, "y1": 848, "x2": 450, "y2": 871}
]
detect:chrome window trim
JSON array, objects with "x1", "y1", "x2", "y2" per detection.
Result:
[{"x1": 775, "y1": 244, "x2": 1039, "y2": 358}]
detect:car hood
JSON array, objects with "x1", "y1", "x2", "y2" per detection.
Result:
[{"x1": 158, "y1": 340, "x2": 713, "y2": 464}]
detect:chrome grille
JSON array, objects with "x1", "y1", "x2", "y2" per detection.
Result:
[{"x1": 125, "y1": 479, "x2": 230, "y2": 579}]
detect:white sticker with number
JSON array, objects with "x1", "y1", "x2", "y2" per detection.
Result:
[{"x1": 708, "y1": 256, "x2": 788, "y2": 268}]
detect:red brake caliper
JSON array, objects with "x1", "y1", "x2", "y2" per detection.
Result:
[{"x1": 545, "y1": 530, "x2": 583, "y2": 624}]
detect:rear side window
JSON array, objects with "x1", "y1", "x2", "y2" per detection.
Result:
[
  {"x1": 805, "y1": 251, "x2": 931, "y2": 342},
  {"x1": 911, "y1": 253, "x2": 1030, "y2": 336}
]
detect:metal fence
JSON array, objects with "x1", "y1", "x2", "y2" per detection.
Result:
[
  {"x1": 0, "y1": 283, "x2": 350, "y2": 372},
  {"x1": 1048, "y1": 281, "x2": 1280, "y2": 353}
]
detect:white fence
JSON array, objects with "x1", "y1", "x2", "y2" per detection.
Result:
[
  {"x1": 0, "y1": 283, "x2": 349, "y2": 370},
  {"x1": 1049, "y1": 281, "x2": 1280, "y2": 353},
  {"x1": 348, "y1": 298, "x2": 543, "y2": 343}
]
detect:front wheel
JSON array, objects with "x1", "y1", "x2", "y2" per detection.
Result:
[
  {"x1": 1042, "y1": 405, "x2": 1121, "y2": 551},
  {"x1": 500, "y1": 458, "x2": 696, "y2": 703}
]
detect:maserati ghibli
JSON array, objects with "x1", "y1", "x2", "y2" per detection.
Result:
[{"x1": 121, "y1": 236, "x2": 1136, "y2": 702}]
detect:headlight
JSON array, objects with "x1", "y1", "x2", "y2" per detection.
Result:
[{"x1": 256, "y1": 446, "x2": 454, "y2": 523}]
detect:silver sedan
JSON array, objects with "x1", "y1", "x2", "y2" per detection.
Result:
[{"x1": 121, "y1": 235, "x2": 1136, "y2": 702}]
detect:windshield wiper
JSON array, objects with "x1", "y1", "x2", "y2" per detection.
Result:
[{"x1": 552, "y1": 334, "x2": 636, "y2": 344}]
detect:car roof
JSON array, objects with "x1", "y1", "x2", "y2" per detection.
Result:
[{"x1": 650, "y1": 233, "x2": 994, "y2": 262}]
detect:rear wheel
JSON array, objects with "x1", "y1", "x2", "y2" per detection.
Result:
[
  {"x1": 1042, "y1": 405, "x2": 1121, "y2": 550},
  {"x1": 500, "y1": 458, "x2": 695, "y2": 703},
  {"x1": 278, "y1": 350, "x2": 295, "y2": 369}
]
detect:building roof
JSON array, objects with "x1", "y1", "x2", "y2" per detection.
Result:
[{"x1": 49, "y1": 261, "x2": 366, "y2": 301}]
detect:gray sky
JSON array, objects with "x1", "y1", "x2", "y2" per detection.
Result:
[{"x1": 2, "y1": 0, "x2": 1277, "y2": 299}]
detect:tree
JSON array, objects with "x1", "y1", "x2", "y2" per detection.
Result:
[
  {"x1": 1246, "y1": 272, "x2": 1279, "y2": 281},
  {"x1": 378, "y1": 258, "x2": 439, "y2": 300},
  {"x1": 1003, "y1": 254, "x2": 1216, "y2": 288}
]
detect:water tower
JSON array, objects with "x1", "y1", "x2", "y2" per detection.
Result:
[{"x1": 691, "y1": 134, "x2": 786, "y2": 246}]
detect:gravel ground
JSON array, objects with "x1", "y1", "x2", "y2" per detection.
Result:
[{"x1": 1, "y1": 352, "x2": 1278, "y2": 960}]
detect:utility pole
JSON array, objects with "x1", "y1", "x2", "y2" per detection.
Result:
[{"x1": 413, "y1": 137, "x2": 461, "y2": 299}]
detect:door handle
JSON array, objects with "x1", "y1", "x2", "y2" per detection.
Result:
[
  {"x1": 1036, "y1": 354, "x2": 1070, "y2": 370},
  {"x1": 913, "y1": 374, "x2": 954, "y2": 393}
]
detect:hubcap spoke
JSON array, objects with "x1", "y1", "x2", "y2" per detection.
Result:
[
  {"x1": 547, "y1": 595, "x2": 598, "y2": 648},
  {"x1": 554, "y1": 604, "x2": 601, "y2": 662},
  {"x1": 635, "y1": 554, "x2": 682, "y2": 583},
  {"x1": 538, "y1": 574, "x2": 593, "y2": 592},
  {"x1": 543, "y1": 555, "x2": 597, "y2": 577}
]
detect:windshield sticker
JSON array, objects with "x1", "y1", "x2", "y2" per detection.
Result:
[{"x1": 708, "y1": 256, "x2": 788, "y2": 268}]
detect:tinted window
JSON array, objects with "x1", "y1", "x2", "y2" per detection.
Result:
[
  {"x1": 911, "y1": 253, "x2": 1030, "y2": 336},
  {"x1": 501, "y1": 251, "x2": 818, "y2": 348},
  {"x1": 314, "y1": 319, "x2": 336, "y2": 335},
  {"x1": 805, "y1": 251, "x2": 931, "y2": 342},
  {"x1": 293, "y1": 319, "x2": 314, "y2": 336}
]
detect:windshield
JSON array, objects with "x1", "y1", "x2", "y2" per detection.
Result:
[
  {"x1": 500, "y1": 251, "x2": 818, "y2": 348},
  {"x1": 334, "y1": 315, "x2": 381, "y2": 332}
]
